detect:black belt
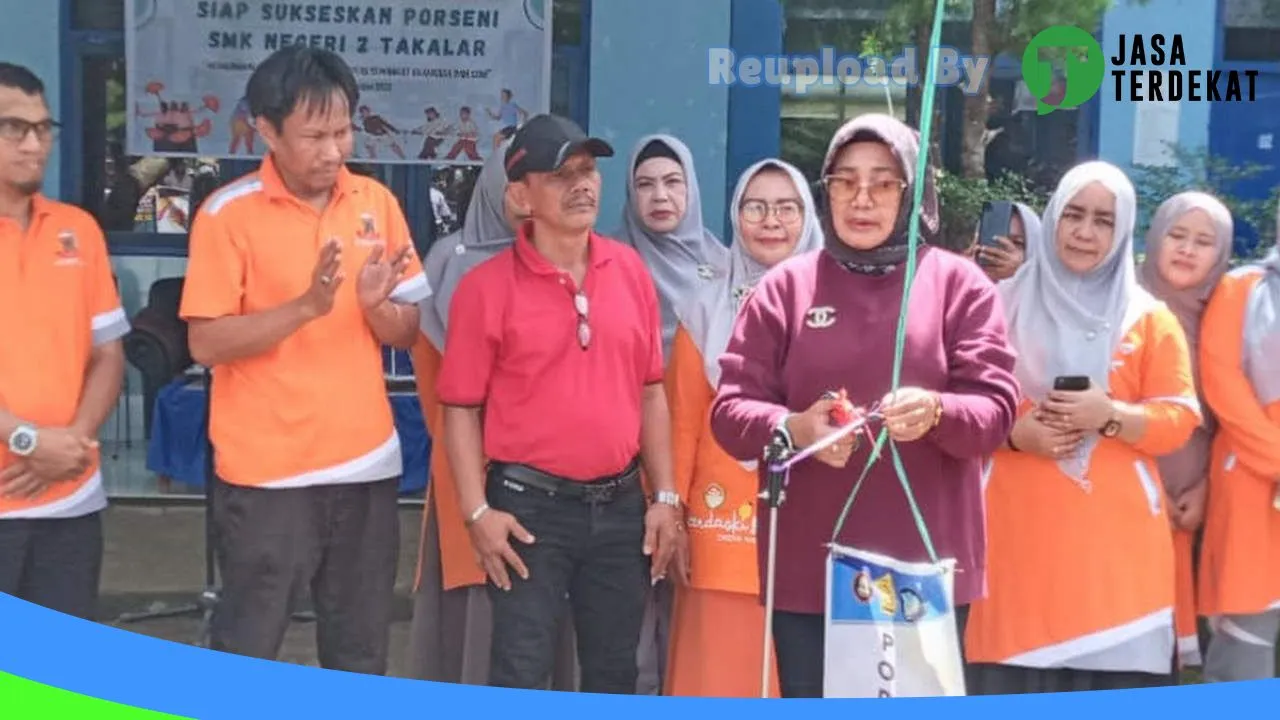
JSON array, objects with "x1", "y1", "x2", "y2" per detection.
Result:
[{"x1": 487, "y1": 457, "x2": 641, "y2": 504}]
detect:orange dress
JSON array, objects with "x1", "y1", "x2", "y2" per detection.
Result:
[
  {"x1": 1197, "y1": 268, "x2": 1280, "y2": 617},
  {"x1": 1173, "y1": 530, "x2": 1200, "y2": 666},
  {"x1": 966, "y1": 306, "x2": 1200, "y2": 674},
  {"x1": 410, "y1": 338, "x2": 486, "y2": 593},
  {"x1": 662, "y1": 327, "x2": 780, "y2": 698}
]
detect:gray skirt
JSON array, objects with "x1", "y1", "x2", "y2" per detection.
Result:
[{"x1": 406, "y1": 491, "x2": 580, "y2": 689}]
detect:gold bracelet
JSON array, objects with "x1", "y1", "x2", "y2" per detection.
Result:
[{"x1": 929, "y1": 393, "x2": 944, "y2": 428}]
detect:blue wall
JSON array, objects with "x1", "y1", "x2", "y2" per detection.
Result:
[
  {"x1": 0, "y1": 0, "x2": 61, "y2": 196},
  {"x1": 725, "y1": 0, "x2": 783, "y2": 237},
  {"x1": 588, "y1": 0, "x2": 734, "y2": 241},
  {"x1": 1096, "y1": 0, "x2": 1217, "y2": 179}
]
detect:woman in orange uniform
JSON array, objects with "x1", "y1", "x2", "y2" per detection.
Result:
[
  {"x1": 662, "y1": 159, "x2": 822, "y2": 697},
  {"x1": 965, "y1": 161, "x2": 1201, "y2": 693},
  {"x1": 1137, "y1": 192, "x2": 1233, "y2": 671},
  {"x1": 407, "y1": 145, "x2": 577, "y2": 688},
  {"x1": 1197, "y1": 221, "x2": 1280, "y2": 682}
]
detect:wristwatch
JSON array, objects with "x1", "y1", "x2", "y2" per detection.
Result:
[
  {"x1": 8, "y1": 424, "x2": 38, "y2": 457},
  {"x1": 655, "y1": 490, "x2": 682, "y2": 508},
  {"x1": 1099, "y1": 407, "x2": 1122, "y2": 438}
]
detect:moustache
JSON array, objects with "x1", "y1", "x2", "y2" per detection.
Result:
[{"x1": 563, "y1": 193, "x2": 597, "y2": 210}]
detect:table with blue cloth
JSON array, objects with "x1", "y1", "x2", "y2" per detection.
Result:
[{"x1": 146, "y1": 376, "x2": 431, "y2": 495}]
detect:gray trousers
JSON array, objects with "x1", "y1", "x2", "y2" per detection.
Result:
[
  {"x1": 1203, "y1": 609, "x2": 1280, "y2": 682},
  {"x1": 209, "y1": 477, "x2": 400, "y2": 674}
]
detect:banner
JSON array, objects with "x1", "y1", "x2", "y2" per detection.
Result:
[
  {"x1": 124, "y1": 0, "x2": 552, "y2": 165},
  {"x1": 824, "y1": 544, "x2": 965, "y2": 698}
]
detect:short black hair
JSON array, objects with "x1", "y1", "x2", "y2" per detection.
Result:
[
  {"x1": 0, "y1": 62, "x2": 45, "y2": 97},
  {"x1": 244, "y1": 45, "x2": 358, "y2": 132}
]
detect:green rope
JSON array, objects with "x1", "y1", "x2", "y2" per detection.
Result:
[{"x1": 830, "y1": 0, "x2": 948, "y2": 564}]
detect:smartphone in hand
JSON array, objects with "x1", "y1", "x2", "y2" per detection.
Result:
[
  {"x1": 1053, "y1": 375, "x2": 1090, "y2": 392},
  {"x1": 976, "y1": 201, "x2": 1015, "y2": 265}
]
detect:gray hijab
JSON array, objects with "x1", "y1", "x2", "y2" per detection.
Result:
[
  {"x1": 1000, "y1": 160, "x2": 1158, "y2": 482},
  {"x1": 1139, "y1": 192, "x2": 1233, "y2": 356},
  {"x1": 419, "y1": 143, "x2": 516, "y2": 350},
  {"x1": 1012, "y1": 202, "x2": 1043, "y2": 263},
  {"x1": 1244, "y1": 211, "x2": 1280, "y2": 406},
  {"x1": 1138, "y1": 192, "x2": 1233, "y2": 495},
  {"x1": 683, "y1": 158, "x2": 824, "y2": 389},
  {"x1": 818, "y1": 113, "x2": 939, "y2": 270},
  {"x1": 618, "y1": 134, "x2": 730, "y2": 362}
]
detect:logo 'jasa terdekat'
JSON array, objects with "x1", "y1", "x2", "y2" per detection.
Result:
[{"x1": 1023, "y1": 26, "x2": 1258, "y2": 115}]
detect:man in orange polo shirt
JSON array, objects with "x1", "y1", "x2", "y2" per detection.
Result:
[
  {"x1": 438, "y1": 114, "x2": 687, "y2": 693},
  {"x1": 0, "y1": 63, "x2": 127, "y2": 620},
  {"x1": 179, "y1": 46, "x2": 429, "y2": 674}
]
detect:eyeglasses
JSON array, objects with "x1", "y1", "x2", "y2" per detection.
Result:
[
  {"x1": 0, "y1": 117, "x2": 60, "y2": 144},
  {"x1": 740, "y1": 200, "x2": 802, "y2": 225},
  {"x1": 573, "y1": 291, "x2": 591, "y2": 350},
  {"x1": 822, "y1": 174, "x2": 906, "y2": 205}
]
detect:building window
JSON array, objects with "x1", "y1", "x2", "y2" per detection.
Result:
[
  {"x1": 1222, "y1": 0, "x2": 1280, "y2": 62},
  {"x1": 71, "y1": 0, "x2": 124, "y2": 31},
  {"x1": 778, "y1": 1, "x2": 977, "y2": 180}
]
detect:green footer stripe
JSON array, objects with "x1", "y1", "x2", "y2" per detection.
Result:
[{"x1": 0, "y1": 671, "x2": 190, "y2": 718}]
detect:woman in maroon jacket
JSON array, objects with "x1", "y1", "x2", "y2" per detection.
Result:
[{"x1": 709, "y1": 114, "x2": 1020, "y2": 698}]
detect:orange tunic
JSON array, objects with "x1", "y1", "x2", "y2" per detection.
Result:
[
  {"x1": 1197, "y1": 268, "x2": 1280, "y2": 617},
  {"x1": 966, "y1": 306, "x2": 1200, "y2": 673},
  {"x1": 410, "y1": 338, "x2": 485, "y2": 592},
  {"x1": 662, "y1": 326, "x2": 779, "y2": 698},
  {"x1": 1173, "y1": 530, "x2": 1199, "y2": 666}
]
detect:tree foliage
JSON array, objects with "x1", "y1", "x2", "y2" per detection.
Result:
[{"x1": 1130, "y1": 146, "x2": 1280, "y2": 259}]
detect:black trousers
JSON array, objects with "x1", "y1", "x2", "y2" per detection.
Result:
[
  {"x1": 209, "y1": 477, "x2": 400, "y2": 674},
  {"x1": 773, "y1": 605, "x2": 973, "y2": 698},
  {"x1": 0, "y1": 511, "x2": 103, "y2": 620},
  {"x1": 486, "y1": 463, "x2": 650, "y2": 693}
]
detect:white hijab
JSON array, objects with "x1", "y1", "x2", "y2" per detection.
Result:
[
  {"x1": 617, "y1": 134, "x2": 730, "y2": 361},
  {"x1": 1000, "y1": 161, "x2": 1158, "y2": 480},
  {"x1": 682, "y1": 159, "x2": 824, "y2": 388},
  {"x1": 993, "y1": 202, "x2": 1043, "y2": 291},
  {"x1": 1244, "y1": 210, "x2": 1280, "y2": 406}
]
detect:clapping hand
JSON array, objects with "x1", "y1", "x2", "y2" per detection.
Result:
[
  {"x1": 298, "y1": 238, "x2": 344, "y2": 318},
  {"x1": 356, "y1": 244, "x2": 413, "y2": 310}
]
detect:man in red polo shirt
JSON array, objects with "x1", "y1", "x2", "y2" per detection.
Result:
[{"x1": 438, "y1": 114, "x2": 686, "y2": 693}]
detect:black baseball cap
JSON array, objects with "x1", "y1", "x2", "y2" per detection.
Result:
[{"x1": 504, "y1": 114, "x2": 614, "y2": 181}]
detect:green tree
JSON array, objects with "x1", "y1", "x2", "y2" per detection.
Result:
[
  {"x1": 1130, "y1": 145, "x2": 1280, "y2": 260},
  {"x1": 867, "y1": 0, "x2": 1113, "y2": 178}
]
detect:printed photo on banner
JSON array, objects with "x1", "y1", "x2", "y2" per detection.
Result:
[
  {"x1": 123, "y1": 0, "x2": 553, "y2": 165},
  {"x1": 824, "y1": 546, "x2": 965, "y2": 698}
]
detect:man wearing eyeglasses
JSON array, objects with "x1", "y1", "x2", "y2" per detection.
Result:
[
  {"x1": 437, "y1": 114, "x2": 686, "y2": 693},
  {"x1": 0, "y1": 63, "x2": 128, "y2": 620}
]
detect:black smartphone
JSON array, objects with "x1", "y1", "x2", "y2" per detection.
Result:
[
  {"x1": 1053, "y1": 375, "x2": 1091, "y2": 392},
  {"x1": 976, "y1": 201, "x2": 1015, "y2": 265},
  {"x1": 978, "y1": 201, "x2": 1015, "y2": 248}
]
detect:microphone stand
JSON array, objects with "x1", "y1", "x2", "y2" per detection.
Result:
[{"x1": 758, "y1": 433, "x2": 793, "y2": 699}]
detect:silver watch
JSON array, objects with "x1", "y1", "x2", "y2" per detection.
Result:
[
  {"x1": 8, "y1": 424, "x2": 38, "y2": 457},
  {"x1": 654, "y1": 490, "x2": 681, "y2": 508}
]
